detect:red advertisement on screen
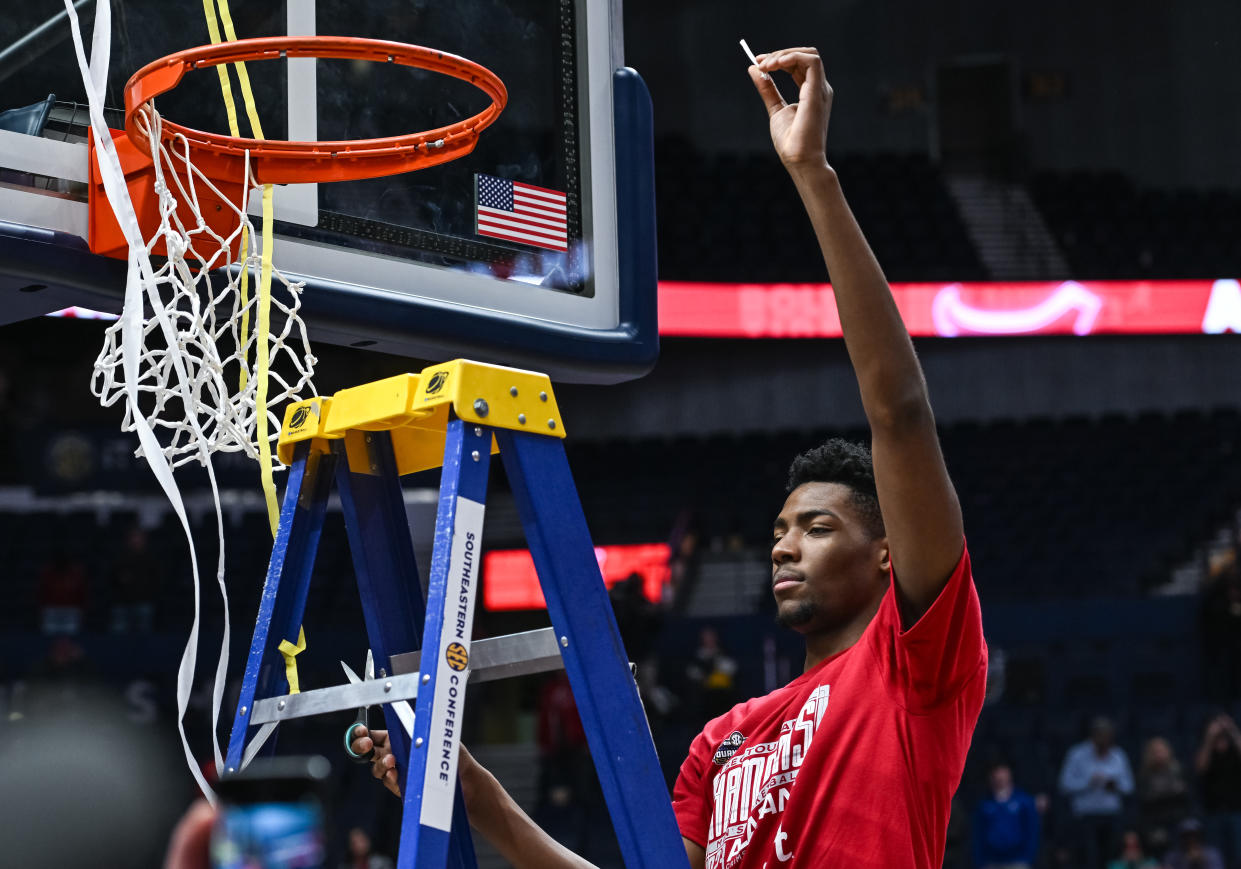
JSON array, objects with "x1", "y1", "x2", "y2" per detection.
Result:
[
  {"x1": 483, "y1": 542, "x2": 672, "y2": 611},
  {"x1": 657, "y1": 279, "x2": 1241, "y2": 338}
]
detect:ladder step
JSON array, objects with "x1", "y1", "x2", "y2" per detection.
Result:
[
  {"x1": 390, "y1": 627, "x2": 564, "y2": 684},
  {"x1": 250, "y1": 628, "x2": 564, "y2": 725}
]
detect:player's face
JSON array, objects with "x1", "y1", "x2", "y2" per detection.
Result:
[{"x1": 771, "y1": 482, "x2": 889, "y2": 636}]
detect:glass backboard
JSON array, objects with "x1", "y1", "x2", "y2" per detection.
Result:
[{"x1": 0, "y1": 0, "x2": 656, "y2": 383}]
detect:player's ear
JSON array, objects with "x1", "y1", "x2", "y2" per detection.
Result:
[{"x1": 876, "y1": 539, "x2": 891, "y2": 574}]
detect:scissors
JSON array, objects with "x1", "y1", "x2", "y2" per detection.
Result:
[{"x1": 342, "y1": 649, "x2": 416, "y2": 763}]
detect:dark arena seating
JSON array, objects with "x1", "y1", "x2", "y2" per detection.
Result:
[
  {"x1": 1031, "y1": 170, "x2": 1241, "y2": 279},
  {"x1": 655, "y1": 143, "x2": 986, "y2": 283}
]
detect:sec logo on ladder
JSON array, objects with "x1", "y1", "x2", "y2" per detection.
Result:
[{"x1": 445, "y1": 642, "x2": 469, "y2": 671}]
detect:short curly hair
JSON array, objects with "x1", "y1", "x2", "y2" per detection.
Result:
[{"x1": 786, "y1": 438, "x2": 885, "y2": 539}]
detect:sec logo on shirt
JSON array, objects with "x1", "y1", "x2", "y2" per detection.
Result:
[{"x1": 713, "y1": 730, "x2": 746, "y2": 765}]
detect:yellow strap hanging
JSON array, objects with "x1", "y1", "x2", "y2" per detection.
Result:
[
  {"x1": 200, "y1": 0, "x2": 242, "y2": 138},
  {"x1": 255, "y1": 184, "x2": 280, "y2": 536},
  {"x1": 203, "y1": 0, "x2": 304, "y2": 679},
  {"x1": 277, "y1": 627, "x2": 307, "y2": 694},
  {"x1": 211, "y1": 0, "x2": 267, "y2": 139},
  {"x1": 201, "y1": 0, "x2": 280, "y2": 536}
]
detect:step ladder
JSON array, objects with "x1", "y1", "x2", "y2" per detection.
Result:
[{"x1": 222, "y1": 359, "x2": 688, "y2": 869}]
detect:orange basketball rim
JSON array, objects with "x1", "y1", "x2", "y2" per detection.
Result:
[{"x1": 88, "y1": 36, "x2": 508, "y2": 257}]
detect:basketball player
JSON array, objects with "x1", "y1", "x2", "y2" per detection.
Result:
[{"x1": 351, "y1": 45, "x2": 986, "y2": 868}]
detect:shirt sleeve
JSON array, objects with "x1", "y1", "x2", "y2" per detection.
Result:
[
  {"x1": 1059, "y1": 744, "x2": 1089, "y2": 795},
  {"x1": 873, "y1": 542, "x2": 986, "y2": 711},
  {"x1": 672, "y1": 728, "x2": 714, "y2": 848},
  {"x1": 1114, "y1": 749, "x2": 1135, "y2": 795}
]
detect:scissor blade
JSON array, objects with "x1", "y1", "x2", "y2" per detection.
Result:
[
  {"x1": 394, "y1": 700, "x2": 415, "y2": 737},
  {"x1": 341, "y1": 660, "x2": 363, "y2": 685},
  {"x1": 364, "y1": 649, "x2": 374, "y2": 681}
]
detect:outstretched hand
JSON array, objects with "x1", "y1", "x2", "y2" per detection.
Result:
[{"x1": 747, "y1": 47, "x2": 832, "y2": 173}]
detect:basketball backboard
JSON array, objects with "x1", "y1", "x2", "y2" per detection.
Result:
[{"x1": 0, "y1": 0, "x2": 656, "y2": 383}]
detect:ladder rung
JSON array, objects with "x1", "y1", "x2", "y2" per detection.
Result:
[
  {"x1": 390, "y1": 627, "x2": 564, "y2": 684},
  {"x1": 250, "y1": 628, "x2": 564, "y2": 725}
]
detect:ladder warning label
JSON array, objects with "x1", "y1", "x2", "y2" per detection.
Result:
[{"x1": 421, "y1": 495, "x2": 485, "y2": 832}]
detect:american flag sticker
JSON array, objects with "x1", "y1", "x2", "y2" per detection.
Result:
[{"x1": 475, "y1": 174, "x2": 568, "y2": 251}]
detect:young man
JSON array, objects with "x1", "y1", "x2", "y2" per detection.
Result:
[{"x1": 352, "y1": 45, "x2": 986, "y2": 868}]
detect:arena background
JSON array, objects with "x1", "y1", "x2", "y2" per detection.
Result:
[{"x1": 1, "y1": 0, "x2": 1240, "y2": 866}]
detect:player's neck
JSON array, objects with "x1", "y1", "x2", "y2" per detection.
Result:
[{"x1": 801, "y1": 595, "x2": 883, "y2": 671}]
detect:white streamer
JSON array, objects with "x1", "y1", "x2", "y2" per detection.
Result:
[{"x1": 63, "y1": 0, "x2": 315, "y2": 799}]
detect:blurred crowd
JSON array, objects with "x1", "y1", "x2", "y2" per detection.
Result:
[{"x1": 972, "y1": 713, "x2": 1241, "y2": 869}]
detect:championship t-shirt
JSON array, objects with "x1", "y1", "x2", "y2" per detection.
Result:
[{"x1": 673, "y1": 545, "x2": 986, "y2": 868}]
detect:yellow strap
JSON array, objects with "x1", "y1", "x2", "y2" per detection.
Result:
[
  {"x1": 201, "y1": 0, "x2": 242, "y2": 138},
  {"x1": 203, "y1": 0, "x2": 303, "y2": 682},
  {"x1": 237, "y1": 228, "x2": 252, "y2": 392},
  {"x1": 277, "y1": 627, "x2": 307, "y2": 694},
  {"x1": 213, "y1": 0, "x2": 266, "y2": 139},
  {"x1": 256, "y1": 184, "x2": 280, "y2": 536},
  {"x1": 201, "y1": 0, "x2": 252, "y2": 390}
]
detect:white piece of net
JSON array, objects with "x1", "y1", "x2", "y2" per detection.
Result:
[{"x1": 89, "y1": 104, "x2": 317, "y2": 469}]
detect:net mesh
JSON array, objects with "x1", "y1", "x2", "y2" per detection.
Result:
[{"x1": 89, "y1": 105, "x2": 317, "y2": 469}]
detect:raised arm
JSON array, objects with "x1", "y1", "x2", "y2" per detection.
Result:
[{"x1": 750, "y1": 48, "x2": 963, "y2": 621}]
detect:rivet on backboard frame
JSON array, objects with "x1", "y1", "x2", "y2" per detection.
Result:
[
  {"x1": 415, "y1": 738, "x2": 424, "y2": 748},
  {"x1": 471, "y1": 451, "x2": 480, "y2": 462},
  {"x1": 539, "y1": 391, "x2": 548, "y2": 402},
  {"x1": 474, "y1": 427, "x2": 483, "y2": 437},
  {"x1": 547, "y1": 419, "x2": 556, "y2": 430},
  {"x1": 560, "y1": 636, "x2": 569, "y2": 647},
  {"x1": 278, "y1": 700, "x2": 286, "y2": 710},
  {"x1": 518, "y1": 414, "x2": 527, "y2": 425},
  {"x1": 473, "y1": 399, "x2": 489, "y2": 417},
  {"x1": 509, "y1": 386, "x2": 518, "y2": 397}
]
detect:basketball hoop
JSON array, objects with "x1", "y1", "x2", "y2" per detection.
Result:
[
  {"x1": 90, "y1": 37, "x2": 508, "y2": 258},
  {"x1": 123, "y1": 36, "x2": 508, "y2": 185},
  {"x1": 87, "y1": 35, "x2": 508, "y2": 471}
]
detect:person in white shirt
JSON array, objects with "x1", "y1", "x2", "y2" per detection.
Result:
[{"x1": 1060, "y1": 716, "x2": 1135, "y2": 869}]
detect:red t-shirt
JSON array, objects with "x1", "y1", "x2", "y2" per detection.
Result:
[{"x1": 673, "y1": 546, "x2": 986, "y2": 868}]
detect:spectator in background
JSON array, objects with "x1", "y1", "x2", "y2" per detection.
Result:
[
  {"x1": 684, "y1": 625, "x2": 739, "y2": 724},
  {"x1": 1059, "y1": 716, "x2": 1134, "y2": 869},
  {"x1": 533, "y1": 670, "x2": 595, "y2": 854},
  {"x1": 972, "y1": 762, "x2": 1040, "y2": 869},
  {"x1": 1196, "y1": 713, "x2": 1241, "y2": 866},
  {"x1": 1137, "y1": 735, "x2": 1191, "y2": 857},
  {"x1": 37, "y1": 546, "x2": 88, "y2": 634},
  {"x1": 1164, "y1": 818, "x2": 1225, "y2": 869},
  {"x1": 1200, "y1": 549, "x2": 1241, "y2": 701},
  {"x1": 340, "y1": 827, "x2": 394, "y2": 869},
  {"x1": 609, "y1": 571, "x2": 661, "y2": 666},
  {"x1": 109, "y1": 525, "x2": 161, "y2": 633},
  {"x1": 1106, "y1": 830, "x2": 1160, "y2": 869}
]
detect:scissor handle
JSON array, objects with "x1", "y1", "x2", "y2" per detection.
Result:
[{"x1": 344, "y1": 719, "x2": 375, "y2": 764}]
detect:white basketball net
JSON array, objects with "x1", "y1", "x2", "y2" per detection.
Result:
[{"x1": 89, "y1": 104, "x2": 317, "y2": 469}]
